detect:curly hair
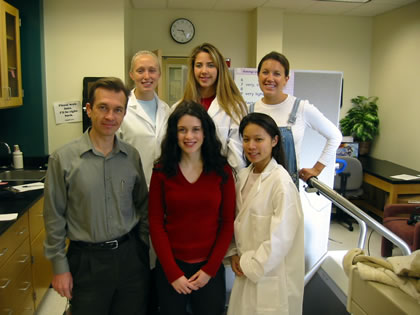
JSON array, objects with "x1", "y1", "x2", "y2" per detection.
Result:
[
  {"x1": 156, "y1": 101, "x2": 229, "y2": 181},
  {"x1": 239, "y1": 112, "x2": 286, "y2": 168},
  {"x1": 181, "y1": 43, "x2": 247, "y2": 125}
]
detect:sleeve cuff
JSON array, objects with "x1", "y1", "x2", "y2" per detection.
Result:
[
  {"x1": 52, "y1": 257, "x2": 70, "y2": 275},
  {"x1": 240, "y1": 251, "x2": 263, "y2": 284}
]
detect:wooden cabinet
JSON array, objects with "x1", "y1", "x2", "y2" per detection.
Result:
[
  {"x1": 29, "y1": 197, "x2": 53, "y2": 309},
  {"x1": 0, "y1": 1, "x2": 23, "y2": 109},
  {"x1": 0, "y1": 212, "x2": 33, "y2": 314},
  {"x1": 0, "y1": 197, "x2": 51, "y2": 313}
]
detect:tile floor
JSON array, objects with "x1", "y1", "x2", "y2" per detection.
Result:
[{"x1": 35, "y1": 218, "x2": 393, "y2": 315}]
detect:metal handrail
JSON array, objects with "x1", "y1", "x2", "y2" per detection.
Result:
[{"x1": 307, "y1": 177, "x2": 411, "y2": 256}]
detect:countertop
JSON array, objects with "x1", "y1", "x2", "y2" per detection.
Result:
[
  {"x1": 359, "y1": 156, "x2": 420, "y2": 184},
  {"x1": 0, "y1": 180, "x2": 44, "y2": 236}
]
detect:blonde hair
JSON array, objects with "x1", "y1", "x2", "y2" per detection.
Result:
[
  {"x1": 181, "y1": 43, "x2": 247, "y2": 124},
  {"x1": 130, "y1": 50, "x2": 161, "y2": 74}
]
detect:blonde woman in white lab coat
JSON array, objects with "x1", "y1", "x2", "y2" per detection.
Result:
[
  {"x1": 118, "y1": 50, "x2": 171, "y2": 186},
  {"x1": 227, "y1": 112, "x2": 305, "y2": 315},
  {"x1": 117, "y1": 50, "x2": 170, "y2": 315},
  {"x1": 181, "y1": 43, "x2": 248, "y2": 171}
]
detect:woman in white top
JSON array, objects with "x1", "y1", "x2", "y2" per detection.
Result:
[
  {"x1": 253, "y1": 51, "x2": 342, "y2": 182},
  {"x1": 180, "y1": 43, "x2": 248, "y2": 171},
  {"x1": 118, "y1": 50, "x2": 171, "y2": 187},
  {"x1": 227, "y1": 113, "x2": 304, "y2": 315},
  {"x1": 117, "y1": 50, "x2": 170, "y2": 315}
]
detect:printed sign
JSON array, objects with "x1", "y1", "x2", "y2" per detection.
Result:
[{"x1": 54, "y1": 101, "x2": 82, "y2": 124}]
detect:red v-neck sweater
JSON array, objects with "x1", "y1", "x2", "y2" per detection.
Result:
[{"x1": 149, "y1": 164, "x2": 235, "y2": 283}]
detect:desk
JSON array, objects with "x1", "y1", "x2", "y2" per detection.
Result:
[{"x1": 357, "y1": 157, "x2": 420, "y2": 217}]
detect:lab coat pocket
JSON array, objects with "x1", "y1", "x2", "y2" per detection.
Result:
[
  {"x1": 256, "y1": 276, "x2": 284, "y2": 311},
  {"x1": 250, "y1": 214, "x2": 271, "y2": 246}
]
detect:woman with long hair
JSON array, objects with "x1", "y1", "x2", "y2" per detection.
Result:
[
  {"x1": 181, "y1": 42, "x2": 248, "y2": 171},
  {"x1": 148, "y1": 101, "x2": 235, "y2": 315},
  {"x1": 227, "y1": 112, "x2": 304, "y2": 315}
]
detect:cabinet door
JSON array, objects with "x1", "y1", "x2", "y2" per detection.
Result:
[
  {"x1": 0, "y1": 1, "x2": 22, "y2": 109},
  {"x1": 32, "y1": 228, "x2": 53, "y2": 309},
  {"x1": 29, "y1": 197, "x2": 44, "y2": 242}
]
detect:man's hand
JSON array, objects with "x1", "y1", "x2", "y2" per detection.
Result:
[{"x1": 52, "y1": 272, "x2": 73, "y2": 299}]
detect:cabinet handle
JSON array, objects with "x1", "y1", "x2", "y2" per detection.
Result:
[
  {"x1": 17, "y1": 254, "x2": 30, "y2": 264},
  {"x1": 0, "y1": 248, "x2": 8, "y2": 257},
  {"x1": 18, "y1": 281, "x2": 31, "y2": 291},
  {"x1": 0, "y1": 278, "x2": 11, "y2": 289},
  {"x1": 17, "y1": 227, "x2": 27, "y2": 236}
]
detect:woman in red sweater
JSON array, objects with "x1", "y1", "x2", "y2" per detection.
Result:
[{"x1": 148, "y1": 101, "x2": 236, "y2": 315}]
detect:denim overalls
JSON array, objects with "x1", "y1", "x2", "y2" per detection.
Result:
[{"x1": 249, "y1": 98, "x2": 301, "y2": 189}]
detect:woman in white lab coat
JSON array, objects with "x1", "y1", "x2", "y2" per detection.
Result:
[
  {"x1": 180, "y1": 43, "x2": 248, "y2": 171},
  {"x1": 227, "y1": 112, "x2": 304, "y2": 315},
  {"x1": 118, "y1": 50, "x2": 171, "y2": 186},
  {"x1": 117, "y1": 50, "x2": 170, "y2": 315}
]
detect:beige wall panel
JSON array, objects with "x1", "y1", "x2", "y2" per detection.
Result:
[
  {"x1": 283, "y1": 13, "x2": 372, "y2": 115},
  {"x1": 44, "y1": 0, "x2": 126, "y2": 153},
  {"x1": 370, "y1": 2, "x2": 420, "y2": 169}
]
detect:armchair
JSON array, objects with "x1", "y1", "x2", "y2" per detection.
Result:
[{"x1": 381, "y1": 204, "x2": 420, "y2": 257}]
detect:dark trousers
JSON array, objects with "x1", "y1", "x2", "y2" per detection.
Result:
[
  {"x1": 156, "y1": 260, "x2": 226, "y2": 315},
  {"x1": 68, "y1": 235, "x2": 150, "y2": 315}
]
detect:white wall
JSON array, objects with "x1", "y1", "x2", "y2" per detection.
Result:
[
  {"x1": 255, "y1": 8, "x2": 284, "y2": 64},
  {"x1": 43, "y1": 0, "x2": 126, "y2": 152},
  {"x1": 43, "y1": 3, "x2": 420, "y2": 171},
  {"x1": 370, "y1": 1, "x2": 420, "y2": 170},
  {"x1": 128, "y1": 9, "x2": 251, "y2": 69},
  {"x1": 283, "y1": 13, "x2": 372, "y2": 115}
]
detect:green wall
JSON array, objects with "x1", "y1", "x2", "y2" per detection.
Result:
[{"x1": 0, "y1": 0, "x2": 46, "y2": 157}]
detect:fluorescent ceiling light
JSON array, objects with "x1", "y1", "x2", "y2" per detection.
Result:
[{"x1": 315, "y1": 0, "x2": 371, "y2": 3}]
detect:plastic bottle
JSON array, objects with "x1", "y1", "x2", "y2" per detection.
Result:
[{"x1": 13, "y1": 144, "x2": 24, "y2": 169}]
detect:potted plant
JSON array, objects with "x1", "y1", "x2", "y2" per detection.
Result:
[{"x1": 339, "y1": 96, "x2": 379, "y2": 155}]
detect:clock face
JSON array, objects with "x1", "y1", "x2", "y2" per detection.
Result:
[{"x1": 170, "y1": 18, "x2": 195, "y2": 44}]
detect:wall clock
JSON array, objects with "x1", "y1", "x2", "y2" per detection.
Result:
[{"x1": 170, "y1": 18, "x2": 195, "y2": 44}]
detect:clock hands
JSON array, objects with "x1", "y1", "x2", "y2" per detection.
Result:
[{"x1": 176, "y1": 29, "x2": 191, "y2": 39}]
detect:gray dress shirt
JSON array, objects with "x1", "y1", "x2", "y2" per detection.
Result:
[{"x1": 43, "y1": 130, "x2": 148, "y2": 274}]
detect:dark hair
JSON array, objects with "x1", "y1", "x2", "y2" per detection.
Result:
[
  {"x1": 257, "y1": 51, "x2": 290, "y2": 77},
  {"x1": 88, "y1": 77, "x2": 129, "y2": 108},
  {"x1": 239, "y1": 112, "x2": 286, "y2": 168},
  {"x1": 156, "y1": 101, "x2": 229, "y2": 181}
]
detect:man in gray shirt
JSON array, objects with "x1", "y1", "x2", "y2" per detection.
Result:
[{"x1": 44, "y1": 77, "x2": 149, "y2": 315}]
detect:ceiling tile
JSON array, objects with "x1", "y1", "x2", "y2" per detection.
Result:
[
  {"x1": 213, "y1": 0, "x2": 267, "y2": 11},
  {"x1": 167, "y1": 0, "x2": 218, "y2": 10},
  {"x1": 131, "y1": 0, "x2": 167, "y2": 9},
  {"x1": 130, "y1": 0, "x2": 419, "y2": 16}
]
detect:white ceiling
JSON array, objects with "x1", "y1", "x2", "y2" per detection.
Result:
[{"x1": 130, "y1": 0, "x2": 418, "y2": 17}]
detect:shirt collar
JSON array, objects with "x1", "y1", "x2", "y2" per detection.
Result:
[{"x1": 79, "y1": 128, "x2": 128, "y2": 157}]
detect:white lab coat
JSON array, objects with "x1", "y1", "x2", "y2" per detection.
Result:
[
  {"x1": 118, "y1": 90, "x2": 171, "y2": 187},
  {"x1": 206, "y1": 98, "x2": 246, "y2": 172},
  {"x1": 227, "y1": 158, "x2": 305, "y2": 315}
]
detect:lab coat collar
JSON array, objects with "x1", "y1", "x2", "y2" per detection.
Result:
[
  {"x1": 127, "y1": 89, "x2": 161, "y2": 126},
  {"x1": 237, "y1": 158, "x2": 278, "y2": 208},
  {"x1": 207, "y1": 97, "x2": 222, "y2": 118}
]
